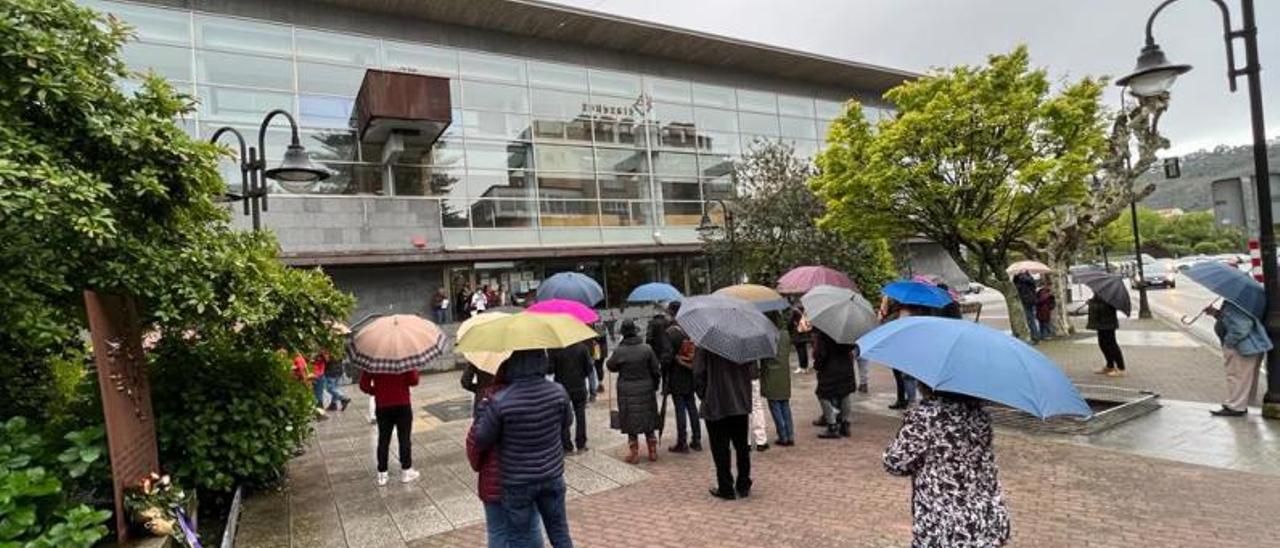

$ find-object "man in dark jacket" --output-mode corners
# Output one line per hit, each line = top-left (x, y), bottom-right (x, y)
(550, 340), (593, 453)
(474, 350), (574, 547)
(1013, 271), (1040, 342)
(663, 301), (701, 453)
(694, 347), (757, 500)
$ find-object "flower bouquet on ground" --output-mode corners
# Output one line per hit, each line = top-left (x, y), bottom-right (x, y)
(124, 472), (200, 547)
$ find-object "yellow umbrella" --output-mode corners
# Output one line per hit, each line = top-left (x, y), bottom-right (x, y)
(456, 312), (513, 374)
(713, 283), (789, 312)
(456, 312), (597, 354)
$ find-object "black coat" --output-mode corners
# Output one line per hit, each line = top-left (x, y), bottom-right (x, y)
(813, 330), (857, 399)
(550, 341), (594, 401)
(694, 348), (757, 422)
(788, 308), (812, 344)
(1086, 299), (1119, 331)
(662, 324), (695, 396)
(606, 337), (661, 435)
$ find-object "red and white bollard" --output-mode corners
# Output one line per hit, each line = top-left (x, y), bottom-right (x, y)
(1249, 239), (1263, 282)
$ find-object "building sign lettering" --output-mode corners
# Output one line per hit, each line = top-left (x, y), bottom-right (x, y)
(581, 92), (653, 119)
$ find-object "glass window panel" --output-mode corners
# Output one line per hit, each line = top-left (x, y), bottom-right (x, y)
(533, 119), (593, 143)
(597, 173), (650, 199)
(662, 201), (704, 226)
(531, 89), (592, 142)
(201, 123), (291, 161)
(539, 199), (599, 227)
(652, 102), (694, 126)
(298, 95), (355, 129)
(703, 175), (734, 199)
(646, 77), (691, 104)
(815, 98), (845, 119)
(306, 162), (384, 195)
(589, 69), (641, 98)
(474, 199), (536, 228)
(591, 117), (646, 146)
(463, 80), (529, 113)
(535, 144), (594, 173)
(537, 173), (597, 199)
(740, 112), (779, 135)
(441, 199), (470, 228)
(84, 0), (190, 44)
(459, 51), (526, 84)
(390, 164), (431, 196)
(779, 116), (817, 140)
(121, 42), (191, 81)
(298, 62), (366, 97)
(600, 200), (652, 227)
(423, 167), (467, 199)
(692, 83), (735, 108)
(595, 147), (649, 174)
(737, 89), (777, 114)
(695, 130), (740, 155)
(698, 154), (735, 178)
(301, 129), (357, 162)
(659, 178), (701, 201)
(817, 118), (838, 141)
(295, 29), (379, 66)
(528, 61), (588, 91)
(461, 110), (532, 141)
(470, 170), (535, 199)
(195, 15), (291, 57)
(694, 107), (738, 133)
(197, 50), (293, 89)
(198, 86), (293, 123)
(383, 42), (457, 75)
(466, 141), (531, 171)
(653, 151), (698, 177)
(790, 139), (819, 159)
(778, 95), (815, 118)
(658, 123), (699, 150)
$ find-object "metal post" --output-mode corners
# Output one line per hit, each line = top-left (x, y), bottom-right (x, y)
(1238, 0), (1279, 415)
(1131, 194), (1153, 319)
(247, 146), (262, 232)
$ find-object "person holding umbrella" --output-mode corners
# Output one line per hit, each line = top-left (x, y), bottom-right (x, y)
(606, 319), (663, 463)
(1012, 270), (1041, 342)
(813, 328), (857, 439)
(759, 311), (794, 446)
(1087, 296), (1125, 377)
(1204, 300), (1272, 417)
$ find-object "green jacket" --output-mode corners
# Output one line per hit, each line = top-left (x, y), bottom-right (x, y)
(759, 329), (792, 401)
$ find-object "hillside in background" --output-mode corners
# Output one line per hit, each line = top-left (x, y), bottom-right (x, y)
(1139, 139), (1280, 212)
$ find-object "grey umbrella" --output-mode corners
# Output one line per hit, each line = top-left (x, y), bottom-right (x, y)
(800, 285), (878, 345)
(675, 295), (779, 364)
(1077, 272), (1132, 317)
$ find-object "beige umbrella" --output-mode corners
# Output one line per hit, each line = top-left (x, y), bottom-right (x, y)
(1005, 260), (1052, 275)
(348, 314), (446, 373)
(713, 284), (789, 312)
(456, 312), (512, 374)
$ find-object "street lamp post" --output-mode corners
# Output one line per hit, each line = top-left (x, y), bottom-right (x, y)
(1120, 0), (1276, 417)
(1118, 89), (1154, 319)
(208, 109), (330, 231)
(697, 198), (737, 285)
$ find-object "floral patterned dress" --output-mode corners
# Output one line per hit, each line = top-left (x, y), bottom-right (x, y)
(883, 397), (1010, 547)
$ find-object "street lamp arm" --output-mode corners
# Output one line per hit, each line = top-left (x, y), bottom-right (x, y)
(1144, 0), (1242, 91)
(257, 108), (304, 162)
(208, 126), (251, 215)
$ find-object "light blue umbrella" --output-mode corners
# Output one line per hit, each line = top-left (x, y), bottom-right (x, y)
(627, 282), (684, 303)
(536, 272), (604, 307)
(882, 280), (953, 309)
(857, 316), (1092, 419)
(1184, 261), (1265, 319)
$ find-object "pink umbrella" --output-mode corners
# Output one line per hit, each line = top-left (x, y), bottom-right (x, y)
(777, 266), (856, 295)
(527, 299), (600, 325)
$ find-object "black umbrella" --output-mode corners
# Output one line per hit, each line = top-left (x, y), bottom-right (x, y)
(1077, 272), (1132, 317)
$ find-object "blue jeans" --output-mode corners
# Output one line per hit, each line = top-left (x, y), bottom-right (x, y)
(1022, 303), (1041, 340)
(313, 376), (347, 408)
(503, 477), (572, 548)
(484, 502), (542, 548)
(767, 400), (793, 443)
(672, 392), (701, 446)
(1039, 317), (1055, 338)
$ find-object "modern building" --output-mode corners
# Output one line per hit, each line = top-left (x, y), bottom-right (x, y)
(83, 0), (915, 319)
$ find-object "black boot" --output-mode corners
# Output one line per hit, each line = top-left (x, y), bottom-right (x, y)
(838, 420), (851, 438)
(818, 423), (840, 439)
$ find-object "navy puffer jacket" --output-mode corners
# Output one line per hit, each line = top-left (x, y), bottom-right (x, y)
(473, 350), (573, 487)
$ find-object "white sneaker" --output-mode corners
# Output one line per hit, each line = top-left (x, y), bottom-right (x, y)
(376, 472), (388, 486)
(792, 367), (803, 374)
(400, 468), (420, 483)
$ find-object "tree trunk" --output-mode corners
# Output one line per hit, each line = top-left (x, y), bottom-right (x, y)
(1044, 255), (1075, 336)
(993, 278), (1031, 341)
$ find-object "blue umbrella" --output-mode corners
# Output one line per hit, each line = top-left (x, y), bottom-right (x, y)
(1183, 261), (1265, 319)
(536, 272), (604, 307)
(857, 316), (1092, 419)
(882, 280), (953, 309)
(627, 282), (684, 303)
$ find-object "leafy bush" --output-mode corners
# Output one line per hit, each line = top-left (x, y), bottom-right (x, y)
(0, 417), (112, 548)
(149, 340), (315, 493)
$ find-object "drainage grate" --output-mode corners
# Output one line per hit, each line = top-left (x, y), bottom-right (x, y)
(988, 384), (1160, 435)
(424, 397), (474, 422)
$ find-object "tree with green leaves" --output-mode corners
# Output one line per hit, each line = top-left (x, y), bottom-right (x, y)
(701, 139), (897, 296)
(812, 47), (1107, 340)
(1093, 207), (1242, 259)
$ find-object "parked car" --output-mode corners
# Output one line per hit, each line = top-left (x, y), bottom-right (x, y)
(1134, 265), (1175, 289)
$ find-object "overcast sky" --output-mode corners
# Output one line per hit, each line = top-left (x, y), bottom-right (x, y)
(550, 0), (1279, 156)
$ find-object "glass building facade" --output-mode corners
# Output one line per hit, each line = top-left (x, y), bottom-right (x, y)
(84, 0), (892, 248)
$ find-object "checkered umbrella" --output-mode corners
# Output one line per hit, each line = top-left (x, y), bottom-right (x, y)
(675, 295), (778, 364)
(348, 314), (447, 373)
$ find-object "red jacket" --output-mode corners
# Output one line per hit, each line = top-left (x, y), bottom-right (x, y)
(465, 382), (504, 503)
(358, 370), (420, 408)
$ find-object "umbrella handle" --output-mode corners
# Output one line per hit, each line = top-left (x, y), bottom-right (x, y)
(1180, 297), (1221, 325)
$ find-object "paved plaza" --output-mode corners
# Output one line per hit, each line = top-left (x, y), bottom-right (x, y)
(236, 283), (1280, 547)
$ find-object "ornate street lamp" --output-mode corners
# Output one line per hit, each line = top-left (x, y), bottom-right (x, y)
(209, 109), (330, 231)
(697, 198), (737, 285)
(1120, 0), (1277, 417)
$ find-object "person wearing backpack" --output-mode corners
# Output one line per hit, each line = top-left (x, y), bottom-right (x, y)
(663, 301), (702, 453)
